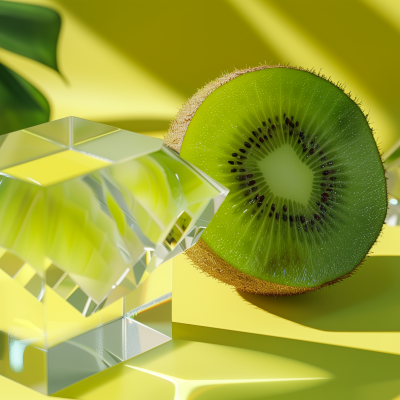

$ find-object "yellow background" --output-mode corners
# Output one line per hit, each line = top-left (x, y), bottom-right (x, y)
(1, 1), (400, 399)
(1, 0), (400, 151)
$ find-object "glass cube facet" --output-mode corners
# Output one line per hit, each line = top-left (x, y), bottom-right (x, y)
(384, 139), (400, 226)
(0, 117), (228, 394)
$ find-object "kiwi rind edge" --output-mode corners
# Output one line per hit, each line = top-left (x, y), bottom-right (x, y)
(165, 64), (388, 296)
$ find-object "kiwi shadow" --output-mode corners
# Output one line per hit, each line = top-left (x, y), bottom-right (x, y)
(238, 256), (400, 332)
(176, 325), (400, 400)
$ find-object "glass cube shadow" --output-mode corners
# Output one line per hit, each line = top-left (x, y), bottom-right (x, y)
(0, 117), (228, 394)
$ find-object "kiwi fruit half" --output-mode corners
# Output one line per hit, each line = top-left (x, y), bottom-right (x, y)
(166, 65), (387, 296)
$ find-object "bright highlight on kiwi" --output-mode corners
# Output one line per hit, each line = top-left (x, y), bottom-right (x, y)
(166, 65), (387, 295)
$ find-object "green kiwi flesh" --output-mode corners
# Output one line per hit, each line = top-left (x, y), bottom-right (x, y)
(168, 66), (387, 294)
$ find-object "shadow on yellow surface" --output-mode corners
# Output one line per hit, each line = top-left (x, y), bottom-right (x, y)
(269, 0), (400, 114)
(238, 256), (400, 332)
(56, 338), (331, 400)
(52, 0), (280, 99)
(173, 324), (400, 400)
(99, 119), (170, 134)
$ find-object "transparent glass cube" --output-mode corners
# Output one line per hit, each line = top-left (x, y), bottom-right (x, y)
(0, 117), (228, 394)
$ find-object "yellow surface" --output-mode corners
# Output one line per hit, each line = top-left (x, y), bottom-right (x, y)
(370, 224), (400, 256)
(1, 150), (110, 186)
(173, 247), (400, 356)
(57, 340), (332, 400)
(3, 301), (400, 400)
(1, 0), (400, 151)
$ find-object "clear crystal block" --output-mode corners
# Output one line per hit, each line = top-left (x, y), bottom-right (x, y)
(0, 117), (228, 394)
(384, 139), (400, 226)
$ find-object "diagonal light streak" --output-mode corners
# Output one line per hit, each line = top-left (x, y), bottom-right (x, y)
(126, 364), (329, 400)
(360, 0), (400, 34)
(227, 0), (395, 150)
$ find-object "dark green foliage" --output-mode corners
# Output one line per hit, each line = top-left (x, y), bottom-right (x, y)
(0, 1), (61, 135)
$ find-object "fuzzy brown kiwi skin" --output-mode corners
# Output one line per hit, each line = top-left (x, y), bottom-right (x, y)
(165, 64), (388, 296)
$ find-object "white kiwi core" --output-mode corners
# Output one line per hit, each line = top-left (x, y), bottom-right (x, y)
(257, 144), (313, 206)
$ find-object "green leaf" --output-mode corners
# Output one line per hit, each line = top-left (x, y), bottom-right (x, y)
(0, 1), (61, 71)
(0, 63), (49, 135)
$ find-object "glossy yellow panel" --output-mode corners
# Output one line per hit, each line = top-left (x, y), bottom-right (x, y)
(172, 253), (400, 355)
(1, 150), (110, 186)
